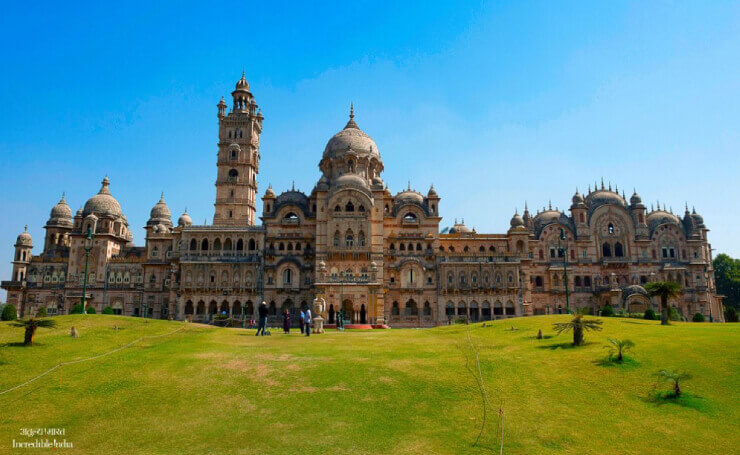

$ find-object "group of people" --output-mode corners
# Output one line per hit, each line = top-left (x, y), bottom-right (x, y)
(255, 301), (312, 336)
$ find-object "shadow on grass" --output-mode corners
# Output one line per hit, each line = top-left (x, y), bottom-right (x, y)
(642, 390), (711, 413)
(0, 342), (33, 348)
(536, 341), (596, 350)
(529, 335), (555, 340)
(593, 356), (640, 368)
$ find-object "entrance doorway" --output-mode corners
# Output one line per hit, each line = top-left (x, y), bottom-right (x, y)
(360, 304), (367, 324)
(342, 299), (353, 324)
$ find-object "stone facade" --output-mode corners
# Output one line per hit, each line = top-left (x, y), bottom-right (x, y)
(2, 74), (725, 324)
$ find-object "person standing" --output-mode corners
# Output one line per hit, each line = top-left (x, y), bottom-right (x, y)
(282, 309), (291, 334)
(299, 309), (305, 334)
(256, 301), (268, 336)
(305, 307), (312, 337)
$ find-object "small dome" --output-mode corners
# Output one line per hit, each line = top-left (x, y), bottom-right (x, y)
(427, 184), (438, 198)
(178, 210), (192, 227)
(395, 188), (424, 206)
(16, 226), (32, 247)
(234, 71), (250, 91)
(76, 208), (83, 217)
(83, 177), (122, 218)
(691, 208), (705, 227)
(572, 190), (584, 205)
(148, 194), (172, 226)
(510, 212), (524, 228)
(630, 191), (642, 206)
(585, 189), (627, 213)
(322, 108), (380, 161)
(647, 210), (680, 233)
(47, 194), (73, 227)
(334, 173), (371, 192)
(621, 285), (649, 303)
(264, 185), (276, 198)
(449, 219), (470, 234)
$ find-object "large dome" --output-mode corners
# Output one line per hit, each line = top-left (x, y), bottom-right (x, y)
(148, 194), (172, 227)
(585, 189), (628, 214)
(83, 177), (122, 218)
(322, 108), (380, 161)
(647, 210), (680, 233)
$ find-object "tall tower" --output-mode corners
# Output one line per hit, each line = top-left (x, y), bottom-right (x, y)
(213, 72), (264, 226)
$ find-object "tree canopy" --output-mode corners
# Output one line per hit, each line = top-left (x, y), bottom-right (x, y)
(713, 253), (740, 310)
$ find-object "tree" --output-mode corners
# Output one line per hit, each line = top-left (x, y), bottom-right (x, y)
(656, 369), (691, 397)
(724, 306), (739, 323)
(11, 318), (57, 346)
(692, 312), (705, 322)
(553, 313), (603, 346)
(713, 254), (740, 310)
(644, 281), (682, 325)
(1, 304), (17, 321)
(606, 338), (634, 362)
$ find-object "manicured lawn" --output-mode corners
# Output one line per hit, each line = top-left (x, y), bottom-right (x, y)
(0, 315), (738, 454)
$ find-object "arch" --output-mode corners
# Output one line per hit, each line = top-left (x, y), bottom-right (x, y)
(237, 238), (244, 251)
(209, 300), (218, 315)
(228, 169), (239, 181)
(345, 201), (355, 212)
(445, 301), (455, 317)
(405, 298), (418, 316)
(233, 301), (242, 316)
(422, 301), (431, 316)
(391, 301), (400, 316)
(220, 300), (229, 314)
(482, 301), (491, 320)
(535, 276), (543, 287)
(457, 301), (467, 317)
(201, 238), (209, 251)
(505, 301), (516, 316)
(185, 300), (194, 315)
(190, 239), (197, 251)
(213, 238), (222, 251)
(196, 301), (205, 315)
(494, 301), (503, 316)
(602, 242), (611, 257)
(615, 242), (624, 257)
(248, 238), (255, 250)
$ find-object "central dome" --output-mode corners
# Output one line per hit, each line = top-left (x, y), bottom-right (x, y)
(322, 107), (380, 161)
(83, 177), (122, 218)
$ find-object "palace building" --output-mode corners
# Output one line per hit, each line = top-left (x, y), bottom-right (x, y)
(2, 73), (725, 325)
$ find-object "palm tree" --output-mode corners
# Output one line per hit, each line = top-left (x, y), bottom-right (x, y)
(11, 318), (57, 346)
(553, 313), (603, 346)
(606, 338), (635, 362)
(656, 369), (691, 397)
(644, 281), (682, 325)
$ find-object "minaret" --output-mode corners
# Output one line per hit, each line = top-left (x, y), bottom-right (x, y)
(213, 71), (263, 226)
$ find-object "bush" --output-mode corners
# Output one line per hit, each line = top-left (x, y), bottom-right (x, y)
(692, 312), (705, 322)
(36, 307), (47, 317)
(644, 308), (657, 320)
(668, 307), (682, 321)
(1, 304), (17, 321)
(102, 306), (115, 315)
(725, 306), (738, 323)
(86, 306), (96, 315)
(70, 303), (85, 314)
(600, 304), (614, 317)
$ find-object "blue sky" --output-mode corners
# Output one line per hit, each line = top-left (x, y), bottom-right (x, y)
(1, 1), (738, 299)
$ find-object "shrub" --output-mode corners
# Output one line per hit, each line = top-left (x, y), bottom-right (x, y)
(103, 306), (115, 315)
(1, 304), (17, 321)
(668, 307), (681, 321)
(644, 308), (657, 320)
(86, 306), (96, 315)
(600, 304), (614, 317)
(70, 303), (85, 314)
(724, 306), (738, 322)
(36, 307), (47, 317)
(692, 312), (705, 322)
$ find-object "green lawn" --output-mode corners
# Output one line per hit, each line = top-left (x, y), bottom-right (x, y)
(0, 315), (738, 454)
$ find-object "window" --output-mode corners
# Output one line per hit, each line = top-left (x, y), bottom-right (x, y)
(535, 276), (543, 287)
(608, 223), (615, 234)
(333, 231), (340, 248)
(231, 150), (237, 160)
(403, 212), (417, 222)
(345, 201), (354, 212)
(345, 234), (354, 247)
(201, 238), (209, 251)
(152, 247), (159, 257)
(602, 242), (611, 257)
(358, 205), (365, 213)
(283, 269), (292, 285)
(228, 169), (238, 182)
(284, 212), (298, 222)
(359, 232), (366, 247)
(335, 205), (341, 212)
(190, 239), (197, 251)
(615, 242), (624, 257)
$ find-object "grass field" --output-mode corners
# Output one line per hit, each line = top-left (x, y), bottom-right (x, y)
(0, 315), (738, 454)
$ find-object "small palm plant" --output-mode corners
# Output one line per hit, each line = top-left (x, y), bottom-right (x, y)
(11, 318), (57, 346)
(656, 369), (691, 397)
(553, 312), (603, 346)
(606, 338), (635, 362)
(644, 281), (682, 325)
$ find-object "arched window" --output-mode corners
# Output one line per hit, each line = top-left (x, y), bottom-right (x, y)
(416, 243), (422, 251)
(399, 243), (406, 251)
(333, 231), (340, 248)
(608, 223), (615, 234)
(347, 159), (354, 173)
(248, 238), (255, 250)
(345, 201), (354, 212)
(201, 238), (209, 251)
(228, 169), (238, 182)
(224, 238), (232, 251)
(334, 205), (341, 212)
(358, 205), (365, 213)
(539, 249), (544, 259)
(602, 242), (611, 257)
(283, 268), (292, 285)
(287, 243), (293, 251)
(295, 242), (302, 250)
(575, 276), (582, 287)
(584, 276), (591, 287)
(489, 246), (495, 252)
(403, 212), (417, 222)
(284, 212), (299, 222)
(580, 213), (585, 223)
(213, 238), (221, 251)
(464, 246), (469, 253)
(391, 301), (400, 316)
(345, 230), (354, 247)
(279, 242), (285, 251)
(535, 276), (543, 287)
(190, 239), (197, 251)
(231, 150), (237, 160)
(615, 242), (624, 257)
(359, 231), (366, 247)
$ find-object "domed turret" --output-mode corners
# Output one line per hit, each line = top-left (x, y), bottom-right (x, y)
(177, 209), (192, 227)
(147, 193), (172, 228)
(322, 106), (380, 162)
(263, 185), (276, 199)
(630, 190), (642, 206)
(235, 71), (249, 91)
(691, 207), (705, 227)
(449, 219), (471, 234)
(427, 184), (438, 198)
(571, 189), (585, 206)
(510, 211), (525, 228)
(47, 193), (73, 228)
(83, 177), (122, 218)
(15, 225), (32, 247)
(395, 182), (424, 206)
